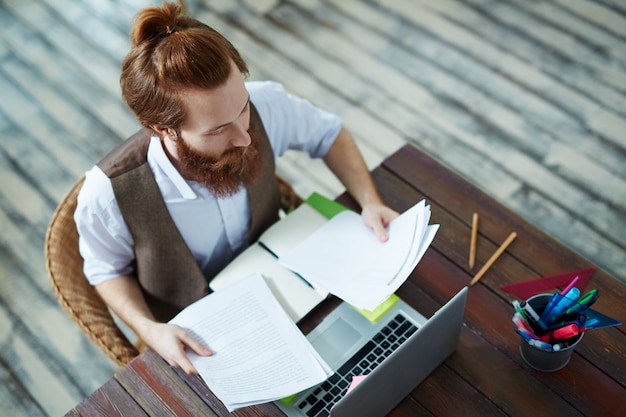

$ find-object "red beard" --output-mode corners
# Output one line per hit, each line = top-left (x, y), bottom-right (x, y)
(175, 133), (262, 197)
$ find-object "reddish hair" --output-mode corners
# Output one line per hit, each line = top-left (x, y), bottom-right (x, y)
(120, 2), (248, 131)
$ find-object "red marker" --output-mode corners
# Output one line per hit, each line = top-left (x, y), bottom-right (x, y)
(539, 323), (582, 342)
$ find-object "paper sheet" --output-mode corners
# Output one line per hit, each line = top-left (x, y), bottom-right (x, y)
(170, 273), (332, 411)
(279, 200), (439, 310)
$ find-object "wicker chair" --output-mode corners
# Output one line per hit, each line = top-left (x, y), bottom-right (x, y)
(45, 177), (140, 367)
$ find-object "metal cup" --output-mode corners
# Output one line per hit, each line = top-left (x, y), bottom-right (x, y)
(518, 294), (584, 372)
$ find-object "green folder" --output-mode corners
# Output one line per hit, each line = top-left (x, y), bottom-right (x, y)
(304, 192), (350, 219)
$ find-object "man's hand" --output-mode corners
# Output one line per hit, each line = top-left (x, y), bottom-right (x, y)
(322, 128), (399, 241)
(95, 275), (212, 375)
(361, 203), (400, 242)
(139, 321), (213, 375)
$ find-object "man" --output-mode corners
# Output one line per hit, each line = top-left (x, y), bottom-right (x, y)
(75, 2), (398, 375)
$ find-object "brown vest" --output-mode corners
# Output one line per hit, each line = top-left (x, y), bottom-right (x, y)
(97, 104), (280, 322)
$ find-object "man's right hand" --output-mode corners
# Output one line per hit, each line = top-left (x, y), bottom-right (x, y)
(138, 320), (213, 375)
(95, 275), (212, 375)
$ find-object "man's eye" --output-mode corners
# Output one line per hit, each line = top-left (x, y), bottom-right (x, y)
(207, 127), (225, 136)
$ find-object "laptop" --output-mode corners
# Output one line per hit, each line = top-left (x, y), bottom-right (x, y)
(276, 287), (468, 417)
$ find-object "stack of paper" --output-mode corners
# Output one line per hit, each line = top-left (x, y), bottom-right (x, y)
(279, 200), (439, 311)
(170, 273), (332, 411)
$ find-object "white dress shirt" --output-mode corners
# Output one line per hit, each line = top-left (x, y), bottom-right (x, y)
(75, 81), (342, 285)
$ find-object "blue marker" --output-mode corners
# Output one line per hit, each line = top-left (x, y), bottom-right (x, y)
(515, 328), (537, 341)
(541, 288), (581, 327)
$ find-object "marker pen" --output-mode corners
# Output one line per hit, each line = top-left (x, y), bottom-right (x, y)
(520, 300), (545, 330)
(515, 328), (538, 341)
(529, 339), (553, 351)
(541, 288), (581, 326)
(560, 276), (579, 295)
(544, 313), (586, 332)
(512, 313), (535, 335)
(565, 289), (599, 315)
(512, 300), (528, 322)
(539, 323), (581, 343)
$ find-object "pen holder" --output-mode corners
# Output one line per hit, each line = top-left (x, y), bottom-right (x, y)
(518, 294), (584, 372)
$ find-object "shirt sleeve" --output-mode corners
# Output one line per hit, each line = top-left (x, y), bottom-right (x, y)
(74, 166), (136, 285)
(247, 81), (343, 158)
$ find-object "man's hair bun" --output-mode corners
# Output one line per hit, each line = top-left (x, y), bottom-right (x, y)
(130, 1), (182, 47)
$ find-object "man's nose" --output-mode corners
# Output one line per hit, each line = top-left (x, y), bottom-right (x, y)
(230, 118), (251, 147)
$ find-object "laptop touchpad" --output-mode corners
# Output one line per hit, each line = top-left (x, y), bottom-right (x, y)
(310, 318), (361, 366)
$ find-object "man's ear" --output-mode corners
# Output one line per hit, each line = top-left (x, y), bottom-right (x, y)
(150, 125), (177, 140)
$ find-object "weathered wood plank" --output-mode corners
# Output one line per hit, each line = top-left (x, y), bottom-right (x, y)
(37, 0), (130, 65)
(471, 0), (626, 91)
(115, 349), (218, 416)
(0, 79), (83, 202)
(0, 236), (117, 380)
(74, 378), (149, 417)
(2, 0), (140, 140)
(329, 0), (626, 179)
(508, 0), (626, 66)
(0, 140), (55, 238)
(553, 0), (626, 39)
(0, 235), (118, 410)
(394, 0), (626, 143)
(0, 296), (86, 416)
(0, 360), (47, 417)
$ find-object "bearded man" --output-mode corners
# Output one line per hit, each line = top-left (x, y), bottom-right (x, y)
(74, 2), (398, 375)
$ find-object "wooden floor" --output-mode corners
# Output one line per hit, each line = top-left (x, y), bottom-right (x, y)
(0, 0), (624, 415)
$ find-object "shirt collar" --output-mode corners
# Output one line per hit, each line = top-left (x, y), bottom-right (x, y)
(147, 135), (199, 200)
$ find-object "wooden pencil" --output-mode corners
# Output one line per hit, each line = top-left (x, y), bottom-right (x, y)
(470, 232), (517, 286)
(469, 213), (478, 269)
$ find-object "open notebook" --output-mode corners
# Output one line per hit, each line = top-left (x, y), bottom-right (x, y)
(209, 201), (332, 322)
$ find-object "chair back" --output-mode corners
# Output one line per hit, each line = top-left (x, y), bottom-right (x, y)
(45, 177), (139, 366)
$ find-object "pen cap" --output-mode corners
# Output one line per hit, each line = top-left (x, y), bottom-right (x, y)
(551, 324), (580, 340)
(518, 294), (584, 372)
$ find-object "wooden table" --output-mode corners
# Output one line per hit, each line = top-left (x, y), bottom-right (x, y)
(66, 145), (626, 417)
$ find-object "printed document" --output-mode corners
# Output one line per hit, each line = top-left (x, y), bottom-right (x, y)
(279, 200), (439, 310)
(170, 273), (332, 411)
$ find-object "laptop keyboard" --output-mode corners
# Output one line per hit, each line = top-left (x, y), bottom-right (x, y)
(295, 314), (418, 417)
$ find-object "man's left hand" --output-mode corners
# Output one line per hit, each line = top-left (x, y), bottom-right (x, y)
(361, 204), (400, 242)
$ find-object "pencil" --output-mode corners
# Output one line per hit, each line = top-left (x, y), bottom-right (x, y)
(469, 213), (478, 269)
(470, 232), (517, 286)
